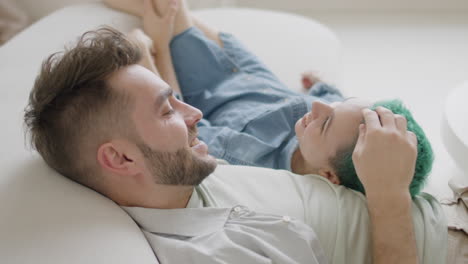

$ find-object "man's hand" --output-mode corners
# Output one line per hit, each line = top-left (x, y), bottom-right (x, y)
(142, 0), (178, 52)
(352, 107), (418, 196)
(352, 107), (419, 264)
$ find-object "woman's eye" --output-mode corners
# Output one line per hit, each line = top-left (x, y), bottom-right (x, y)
(321, 116), (329, 133)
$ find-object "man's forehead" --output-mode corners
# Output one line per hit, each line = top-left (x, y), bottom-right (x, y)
(108, 64), (168, 96)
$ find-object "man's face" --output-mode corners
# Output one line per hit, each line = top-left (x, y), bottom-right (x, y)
(110, 65), (217, 185)
(295, 98), (371, 171)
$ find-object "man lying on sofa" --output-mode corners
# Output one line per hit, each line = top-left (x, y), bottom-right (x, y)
(24, 0), (448, 263)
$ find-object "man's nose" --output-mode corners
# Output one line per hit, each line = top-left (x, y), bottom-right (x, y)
(182, 102), (203, 127)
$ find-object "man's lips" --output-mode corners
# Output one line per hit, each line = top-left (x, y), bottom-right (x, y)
(188, 129), (209, 154)
(189, 137), (201, 147)
(189, 137), (209, 155)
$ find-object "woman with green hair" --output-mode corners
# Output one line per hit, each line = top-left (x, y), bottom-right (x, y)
(292, 93), (433, 197)
(329, 99), (434, 197)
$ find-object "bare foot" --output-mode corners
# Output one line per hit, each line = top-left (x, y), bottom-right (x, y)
(126, 28), (160, 76)
(301, 71), (322, 90)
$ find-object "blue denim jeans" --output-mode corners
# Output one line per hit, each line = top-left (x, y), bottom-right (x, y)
(170, 27), (344, 170)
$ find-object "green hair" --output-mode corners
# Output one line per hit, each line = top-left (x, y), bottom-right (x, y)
(330, 99), (434, 197)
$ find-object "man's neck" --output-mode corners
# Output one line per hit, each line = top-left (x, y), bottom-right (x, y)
(151, 185), (195, 209)
(115, 185), (195, 209)
(291, 147), (316, 175)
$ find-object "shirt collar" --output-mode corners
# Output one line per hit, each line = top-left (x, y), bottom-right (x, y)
(185, 186), (204, 208)
(121, 189), (230, 237)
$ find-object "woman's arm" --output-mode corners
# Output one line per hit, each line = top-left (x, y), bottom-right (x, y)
(142, 0), (182, 96)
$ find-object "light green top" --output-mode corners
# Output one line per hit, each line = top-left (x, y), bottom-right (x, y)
(196, 163), (447, 264)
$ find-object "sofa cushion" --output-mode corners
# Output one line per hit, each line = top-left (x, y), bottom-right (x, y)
(0, 4), (341, 263)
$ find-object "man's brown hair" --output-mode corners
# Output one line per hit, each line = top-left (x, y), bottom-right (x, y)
(24, 27), (141, 188)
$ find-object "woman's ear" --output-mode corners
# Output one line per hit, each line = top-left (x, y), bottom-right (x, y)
(317, 168), (341, 185)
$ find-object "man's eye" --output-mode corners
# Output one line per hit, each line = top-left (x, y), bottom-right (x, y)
(164, 109), (175, 116)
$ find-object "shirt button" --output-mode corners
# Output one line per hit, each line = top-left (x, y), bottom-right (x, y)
(232, 67), (238, 73)
(234, 206), (242, 212)
(282, 215), (291, 223)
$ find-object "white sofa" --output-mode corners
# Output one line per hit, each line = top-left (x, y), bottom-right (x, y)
(0, 4), (342, 263)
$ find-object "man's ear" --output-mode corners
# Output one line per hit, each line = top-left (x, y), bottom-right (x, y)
(317, 168), (341, 185)
(97, 141), (141, 177)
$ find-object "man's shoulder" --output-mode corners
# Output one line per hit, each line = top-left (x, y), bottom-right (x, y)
(202, 163), (343, 216)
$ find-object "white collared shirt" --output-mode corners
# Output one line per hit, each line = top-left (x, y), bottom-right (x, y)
(122, 191), (327, 264)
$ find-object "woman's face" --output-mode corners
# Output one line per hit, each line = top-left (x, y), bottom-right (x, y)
(295, 98), (371, 171)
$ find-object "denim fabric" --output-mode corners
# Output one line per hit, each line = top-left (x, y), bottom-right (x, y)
(170, 27), (344, 170)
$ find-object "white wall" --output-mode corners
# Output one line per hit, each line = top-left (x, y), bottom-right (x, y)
(15, 0), (236, 22)
(235, 0), (468, 12)
(16, 0), (468, 23)
(15, 0), (99, 21)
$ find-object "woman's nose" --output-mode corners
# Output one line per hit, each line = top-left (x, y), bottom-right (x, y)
(311, 101), (333, 119)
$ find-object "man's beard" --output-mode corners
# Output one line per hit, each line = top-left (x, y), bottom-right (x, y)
(137, 128), (217, 186)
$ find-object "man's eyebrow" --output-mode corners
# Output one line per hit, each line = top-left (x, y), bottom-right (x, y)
(155, 87), (173, 109)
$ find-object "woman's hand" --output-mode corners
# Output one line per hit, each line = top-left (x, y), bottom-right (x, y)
(352, 107), (418, 197)
(142, 0), (178, 52)
(301, 71), (321, 90)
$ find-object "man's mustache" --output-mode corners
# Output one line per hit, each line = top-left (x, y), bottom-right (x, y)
(188, 126), (198, 140)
